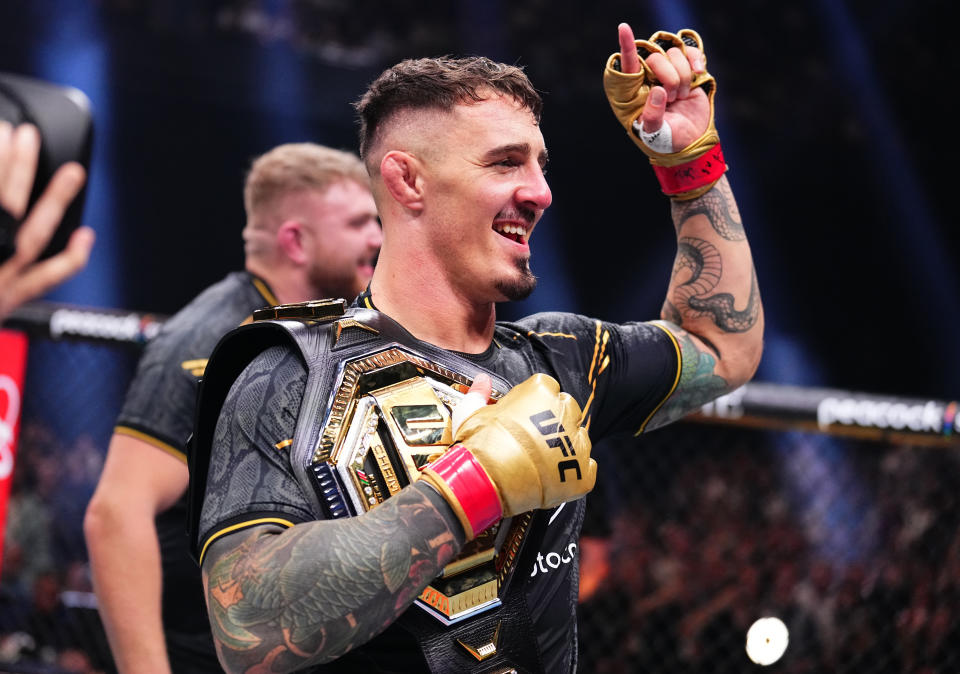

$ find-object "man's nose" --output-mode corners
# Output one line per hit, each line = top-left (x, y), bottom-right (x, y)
(516, 168), (552, 211)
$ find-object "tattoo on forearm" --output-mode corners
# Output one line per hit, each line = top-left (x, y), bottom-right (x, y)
(686, 269), (760, 333)
(671, 178), (744, 240)
(669, 237), (760, 334)
(673, 237), (721, 303)
(204, 482), (462, 670)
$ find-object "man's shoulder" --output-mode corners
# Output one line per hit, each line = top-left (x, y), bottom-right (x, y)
(500, 312), (671, 345)
(497, 311), (598, 342)
(232, 342), (309, 389)
(201, 318), (319, 401)
(485, 313), (598, 390)
(167, 272), (266, 328)
(146, 272), (266, 357)
(118, 273), (268, 440)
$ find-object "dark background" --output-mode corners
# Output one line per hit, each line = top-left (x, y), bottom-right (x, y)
(1, 0), (956, 401)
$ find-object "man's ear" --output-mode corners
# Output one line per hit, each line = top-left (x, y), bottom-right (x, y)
(276, 220), (307, 265)
(380, 151), (424, 213)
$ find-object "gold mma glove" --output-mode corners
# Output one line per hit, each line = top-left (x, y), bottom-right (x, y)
(421, 373), (597, 540)
(603, 29), (726, 200)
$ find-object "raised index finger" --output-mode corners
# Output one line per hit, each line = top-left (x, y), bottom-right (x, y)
(618, 23), (641, 74)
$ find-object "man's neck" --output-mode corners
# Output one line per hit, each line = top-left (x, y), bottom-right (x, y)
(246, 260), (311, 306)
(369, 265), (496, 354)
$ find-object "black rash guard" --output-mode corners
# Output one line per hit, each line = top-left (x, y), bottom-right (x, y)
(196, 293), (680, 673)
(115, 271), (275, 673)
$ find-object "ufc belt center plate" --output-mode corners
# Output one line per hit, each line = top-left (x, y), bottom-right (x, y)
(309, 346), (531, 625)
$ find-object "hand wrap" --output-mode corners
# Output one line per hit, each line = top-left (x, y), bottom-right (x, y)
(421, 374), (597, 540)
(603, 29), (726, 200)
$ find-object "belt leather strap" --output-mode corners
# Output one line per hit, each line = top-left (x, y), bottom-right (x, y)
(398, 578), (543, 674)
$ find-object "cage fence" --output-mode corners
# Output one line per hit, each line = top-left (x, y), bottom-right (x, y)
(0, 302), (958, 674)
(579, 421), (960, 674)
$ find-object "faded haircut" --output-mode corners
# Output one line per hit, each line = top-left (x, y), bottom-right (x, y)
(354, 56), (543, 161)
(243, 143), (369, 219)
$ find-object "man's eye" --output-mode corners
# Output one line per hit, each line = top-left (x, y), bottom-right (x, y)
(496, 158), (520, 167)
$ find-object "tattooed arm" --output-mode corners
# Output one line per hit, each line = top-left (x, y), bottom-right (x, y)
(648, 175), (764, 428)
(201, 483), (464, 673)
(602, 24), (763, 429)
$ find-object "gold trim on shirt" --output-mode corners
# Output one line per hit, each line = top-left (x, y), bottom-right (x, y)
(199, 517), (295, 566)
(635, 323), (682, 435)
(114, 426), (187, 464)
(252, 277), (279, 306)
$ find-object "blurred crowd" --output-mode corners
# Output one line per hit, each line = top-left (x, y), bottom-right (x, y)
(577, 424), (960, 673)
(1, 423), (111, 674)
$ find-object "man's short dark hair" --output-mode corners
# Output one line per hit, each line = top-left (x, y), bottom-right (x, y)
(354, 56), (543, 160)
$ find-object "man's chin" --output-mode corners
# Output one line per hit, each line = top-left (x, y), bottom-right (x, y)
(496, 272), (537, 302)
(308, 270), (365, 302)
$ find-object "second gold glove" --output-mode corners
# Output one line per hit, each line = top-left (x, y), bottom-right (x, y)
(603, 28), (718, 165)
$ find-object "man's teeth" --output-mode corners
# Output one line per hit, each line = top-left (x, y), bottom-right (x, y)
(494, 223), (526, 237)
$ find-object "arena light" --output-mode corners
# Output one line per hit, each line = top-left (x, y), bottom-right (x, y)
(252, 1), (310, 143)
(745, 616), (789, 666)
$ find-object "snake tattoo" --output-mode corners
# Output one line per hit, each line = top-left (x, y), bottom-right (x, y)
(671, 237), (760, 333)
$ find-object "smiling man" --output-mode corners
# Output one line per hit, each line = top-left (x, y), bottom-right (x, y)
(84, 143), (380, 674)
(188, 22), (763, 674)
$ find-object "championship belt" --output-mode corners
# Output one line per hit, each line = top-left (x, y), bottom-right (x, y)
(186, 301), (545, 671)
(248, 301), (536, 636)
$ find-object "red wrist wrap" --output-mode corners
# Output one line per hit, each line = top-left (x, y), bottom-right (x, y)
(652, 143), (726, 196)
(428, 445), (502, 536)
